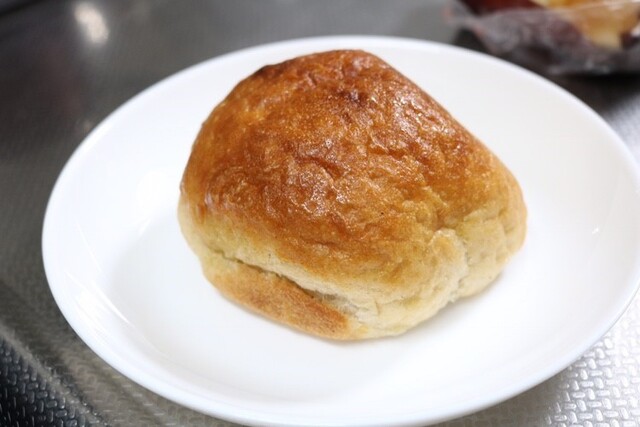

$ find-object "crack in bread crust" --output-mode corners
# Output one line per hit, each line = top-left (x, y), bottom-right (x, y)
(179, 198), (366, 339)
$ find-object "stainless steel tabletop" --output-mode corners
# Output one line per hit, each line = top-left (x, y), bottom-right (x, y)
(1, 1), (639, 426)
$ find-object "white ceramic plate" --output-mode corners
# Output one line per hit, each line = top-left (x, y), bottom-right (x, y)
(42, 36), (640, 426)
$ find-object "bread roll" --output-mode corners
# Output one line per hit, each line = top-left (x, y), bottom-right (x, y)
(179, 50), (526, 340)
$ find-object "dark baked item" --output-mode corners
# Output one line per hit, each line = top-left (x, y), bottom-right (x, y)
(178, 50), (526, 339)
(462, 0), (640, 49)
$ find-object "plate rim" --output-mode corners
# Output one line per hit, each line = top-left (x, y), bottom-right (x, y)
(42, 35), (640, 427)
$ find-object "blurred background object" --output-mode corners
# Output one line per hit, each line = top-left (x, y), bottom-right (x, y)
(449, 0), (640, 73)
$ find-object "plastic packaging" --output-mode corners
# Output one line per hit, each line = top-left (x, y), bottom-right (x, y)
(447, 0), (640, 74)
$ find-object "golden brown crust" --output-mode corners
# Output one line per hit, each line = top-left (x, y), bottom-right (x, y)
(179, 50), (526, 339)
(201, 244), (357, 339)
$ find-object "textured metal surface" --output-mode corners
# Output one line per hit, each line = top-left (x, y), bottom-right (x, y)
(1, 0), (639, 426)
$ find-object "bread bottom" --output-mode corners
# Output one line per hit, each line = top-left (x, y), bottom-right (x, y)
(178, 199), (516, 340)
